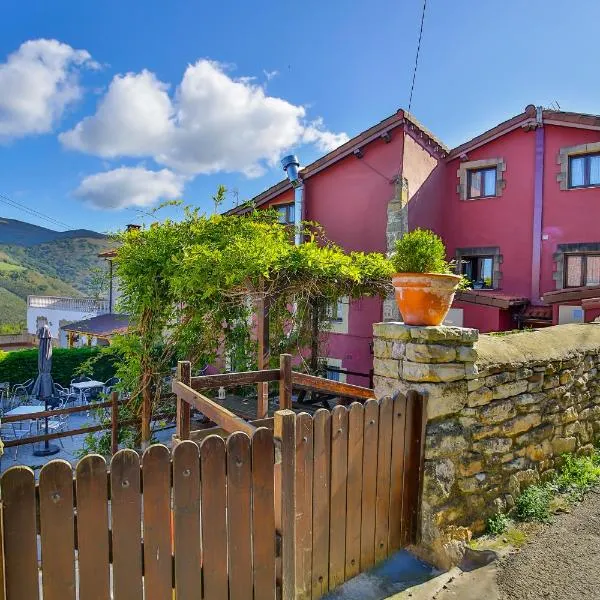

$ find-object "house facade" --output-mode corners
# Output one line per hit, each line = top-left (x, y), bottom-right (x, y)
(228, 105), (600, 383)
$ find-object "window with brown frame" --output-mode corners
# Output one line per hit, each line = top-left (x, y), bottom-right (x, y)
(275, 203), (295, 224)
(467, 167), (497, 199)
(568, 153), (600, 188)
(564, 253), (600, 287)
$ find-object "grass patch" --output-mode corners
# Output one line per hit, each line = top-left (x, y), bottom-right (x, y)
(508, 448), (600, 525)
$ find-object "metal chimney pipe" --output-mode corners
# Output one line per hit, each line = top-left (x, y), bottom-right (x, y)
(281, 155), (304, 246)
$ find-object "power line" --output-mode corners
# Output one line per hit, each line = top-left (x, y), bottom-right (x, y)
(408, 0), (427, 113)
(0, 191), (74, 231)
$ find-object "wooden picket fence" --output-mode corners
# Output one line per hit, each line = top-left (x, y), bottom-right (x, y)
(0, 358), (427, 600)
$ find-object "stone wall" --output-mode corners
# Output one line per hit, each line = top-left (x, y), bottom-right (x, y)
(373, 321), (600, 566)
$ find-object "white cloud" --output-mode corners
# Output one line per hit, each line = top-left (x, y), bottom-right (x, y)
(61, 59), (348, 178)
(73, 167), (184, 209)
(263, 69), (279, 81)
(0, 39), (95, 141)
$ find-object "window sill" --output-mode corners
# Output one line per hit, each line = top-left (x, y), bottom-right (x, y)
(462, 195), (499, 202)
(565, 184), (600, 191)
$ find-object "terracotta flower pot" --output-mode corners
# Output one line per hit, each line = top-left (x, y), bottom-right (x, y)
(392, 272), (462, 326)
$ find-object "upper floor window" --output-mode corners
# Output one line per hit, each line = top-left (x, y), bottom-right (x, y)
(276, 203), (295, 224)
(458, 158), (505, 201)
(564, 253), (600, 287)
(569, 153), (600, 189)
(467, 168), (497, 199)
(461, 255), (494, 289)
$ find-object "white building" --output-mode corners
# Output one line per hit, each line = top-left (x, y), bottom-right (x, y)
(27, 295), (110, 347)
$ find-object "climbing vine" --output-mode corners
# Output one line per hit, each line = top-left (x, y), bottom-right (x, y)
(101, 202), (393, 444)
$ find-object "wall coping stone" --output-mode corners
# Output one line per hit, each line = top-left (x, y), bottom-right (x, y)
(476, 323), (600, 369)
(374, 322), (479, 344)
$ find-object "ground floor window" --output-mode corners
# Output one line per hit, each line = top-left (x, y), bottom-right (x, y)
(564, 253), (600, 287)
(461, 255), (495, 289)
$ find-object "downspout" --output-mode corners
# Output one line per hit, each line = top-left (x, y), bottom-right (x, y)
(281, 154), (304, 245)
(531, 106), (545, 304)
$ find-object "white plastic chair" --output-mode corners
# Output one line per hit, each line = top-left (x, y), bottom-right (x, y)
(39, 402), (70, 448)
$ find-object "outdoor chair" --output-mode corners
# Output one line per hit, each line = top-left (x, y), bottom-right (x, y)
(11, 379), (34, 405)
(38, 402), (70, 448)
(70, 376), (92, 404)
(1, 419), (33, 460)
(54, 383), (78, 406)
(103, 376), (120, 394)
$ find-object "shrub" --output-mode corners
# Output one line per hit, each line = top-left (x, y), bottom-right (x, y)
(0, 346), (117, 387)
(486, 512), (509, 535)
(514, 484), (553, 523)
(391, 229), (452, 274)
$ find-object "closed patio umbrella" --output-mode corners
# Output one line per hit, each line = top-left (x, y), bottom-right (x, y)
(32, 325), (60, 456)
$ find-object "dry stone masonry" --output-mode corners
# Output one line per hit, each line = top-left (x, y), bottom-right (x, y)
(373, 321), (600, 567)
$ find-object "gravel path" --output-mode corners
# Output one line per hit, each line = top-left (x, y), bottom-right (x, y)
(497, 489), (600, 600)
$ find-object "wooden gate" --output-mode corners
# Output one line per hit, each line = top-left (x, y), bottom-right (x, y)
(0, 359), (426, 600)
(276, 391), (426, 600)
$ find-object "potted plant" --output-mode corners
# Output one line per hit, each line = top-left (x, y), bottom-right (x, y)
(390, 228), (464, 326)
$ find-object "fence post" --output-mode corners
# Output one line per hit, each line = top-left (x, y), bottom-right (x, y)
(274, 409), (296, 600)
(256, 291), (270, 419)
(176, 361), (192, 441)
(279, 354), (292, 410)
(0, 489), (5, 600)
(111, 391), (119, 454)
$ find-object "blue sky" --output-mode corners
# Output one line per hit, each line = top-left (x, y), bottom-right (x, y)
(0, 0), (598, 233)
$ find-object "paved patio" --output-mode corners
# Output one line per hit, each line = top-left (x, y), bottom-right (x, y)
(0, 410), (176, 476)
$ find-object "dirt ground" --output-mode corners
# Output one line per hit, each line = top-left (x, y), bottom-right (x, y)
(496, 489), (600, 600)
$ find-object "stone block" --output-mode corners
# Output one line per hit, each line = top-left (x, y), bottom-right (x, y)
(552, 436), (577, 454)
(458, 473), (489, 493)
(391, 341), (406, 359)
(425, 434), (469, 459)
(552, 406), (578, 424)
(467, 386), (493, 407)
(527, 373), (544, 392)
(467, 378), (485, 392)
(559, 369), (575, 386)
(405, 343), (457, 363)
(515, 424), (553, 447)
(458, 456), (484, 477)
(373, 321), (412, 341)
(373, 357), (400, 379)
(502, 413), (541, 436)
(543, 375), (559, 390)
(472, 424), (501, 441)
(485, 371), (515, 387)
(473, 437), (513, 455)
(480, 399), (516, 424)
(456, 346), (478, 363)
(402, 361), (465, 383)
(373, 339), (393, 359)
(564, 421), (581, 437)
(492, 380), (528, 400)
(408, 325), (479, 344)
(373, 375), (399, 399)
(385, 380), (467, 420)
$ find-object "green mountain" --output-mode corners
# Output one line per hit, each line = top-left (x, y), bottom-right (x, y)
(0, 219), (115, 332)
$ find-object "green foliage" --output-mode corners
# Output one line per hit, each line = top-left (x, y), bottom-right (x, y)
(112, 202), (393, 430)
(0, 346), (117, 386)
(514, 484), (553, 523)
(0, 288), (26, 332)
(0, 236), (113, 296)
(391, 228), (453, 274)
(486, 512), (509, 535)
(554, 452), (600, 500)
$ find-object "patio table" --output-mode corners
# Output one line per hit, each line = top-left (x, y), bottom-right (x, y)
(3, 404), (45, 417)
(71, 380), (105, 402)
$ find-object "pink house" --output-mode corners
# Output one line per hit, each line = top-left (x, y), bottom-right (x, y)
(228, 106), (600, 383)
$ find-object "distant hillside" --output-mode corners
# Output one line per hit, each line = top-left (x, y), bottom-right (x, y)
(0, 218), (104, 246)
(0, 219), (115, 331)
